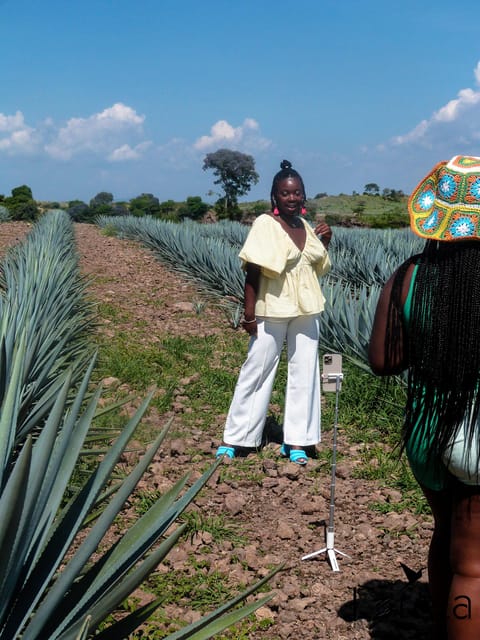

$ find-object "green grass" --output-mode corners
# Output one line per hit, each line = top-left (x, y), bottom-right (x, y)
(95, 330), (247, 424)
(133, 488), (165, 516)
(132, 496), (247, 546)
(179, 510), (247, 546)
(96, 301), (133, 323)
(216, 454), (266, 485)
(130, 614), (275, 640)
(127, 555), (275, 639)
(100, 223), (119, 237)
(147, 559), (236, 609)
(214, 619), (277, 640)
(321, 360), (406, 444)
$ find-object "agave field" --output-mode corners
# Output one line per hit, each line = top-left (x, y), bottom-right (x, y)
(0, 212), (433, 639)
(96, 215), (424, 372)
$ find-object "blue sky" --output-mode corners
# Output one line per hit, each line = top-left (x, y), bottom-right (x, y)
(2, 0), (480, 205)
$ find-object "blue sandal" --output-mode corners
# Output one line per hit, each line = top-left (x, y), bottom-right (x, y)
(280, 443), (290, 457)
(289, 449), (308, 465)
(215, 445), (235, 459)
(280, 444), (308, 465)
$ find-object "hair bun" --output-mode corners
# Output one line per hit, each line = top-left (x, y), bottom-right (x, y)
(280, 160), (292, 170)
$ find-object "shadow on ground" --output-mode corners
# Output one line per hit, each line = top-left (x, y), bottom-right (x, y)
(338, 578), (433, 639)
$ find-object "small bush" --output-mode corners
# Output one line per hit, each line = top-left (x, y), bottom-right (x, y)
(359, 208), (409, 229)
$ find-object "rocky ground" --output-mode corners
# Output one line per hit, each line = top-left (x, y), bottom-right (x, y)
(0, 222), (435, 639)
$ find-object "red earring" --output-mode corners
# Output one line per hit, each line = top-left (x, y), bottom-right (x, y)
(301, 207), (307, 215)
(273, 207), (279, 215)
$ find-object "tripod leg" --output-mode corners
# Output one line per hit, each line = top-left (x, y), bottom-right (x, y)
(301, 546), (327, 561)
(327, 549), (340, 572)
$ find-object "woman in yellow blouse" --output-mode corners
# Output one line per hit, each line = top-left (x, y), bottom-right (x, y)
(216, 160), (332, 465)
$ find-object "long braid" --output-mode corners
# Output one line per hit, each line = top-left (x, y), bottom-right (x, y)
(386, 256), (418, 374)
(402, 241), (480, 470)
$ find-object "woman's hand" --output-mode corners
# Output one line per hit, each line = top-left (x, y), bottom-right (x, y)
(314, 222), (332, 249)
(242, 318), (257, 336)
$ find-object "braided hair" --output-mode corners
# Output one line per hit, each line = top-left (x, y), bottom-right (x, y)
(390, 240), (480, 476)
(270, 160), (306, 211)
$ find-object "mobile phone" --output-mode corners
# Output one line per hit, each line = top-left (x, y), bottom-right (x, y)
(322, 353), (343, 392)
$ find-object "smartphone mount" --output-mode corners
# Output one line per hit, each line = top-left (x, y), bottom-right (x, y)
(302, 354), (350, 572)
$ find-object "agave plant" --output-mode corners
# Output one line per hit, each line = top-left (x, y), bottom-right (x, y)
(327, 227), (423, 287)
(0, 355), (280, 639)
(0, 213), (279, 638)
(319, 280), (380, 371)
(0, 210), (95, 465)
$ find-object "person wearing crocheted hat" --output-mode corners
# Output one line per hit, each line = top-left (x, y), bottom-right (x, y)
(215, 160), (332, 466)
(369, 155), (480, 639)
(409, 154), (480, 241)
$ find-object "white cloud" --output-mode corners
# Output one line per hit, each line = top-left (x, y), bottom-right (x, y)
(433, 87), (480, 123)
(97, 103), (144, 125)
(0, 111), (24, 132)
(0, 105), (271, 176)
(194, 118), (271, 151)
(391, 119), (430, 146)
(45, 102), (148, 160)
(391, 62), (480, 147)
(474, 61), (480, 85)
(0, 111), (38, 154)
(0, 104), (152, 161)
(108, 141), (152, 162)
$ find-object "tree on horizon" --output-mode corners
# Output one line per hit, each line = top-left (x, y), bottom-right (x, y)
(203, 149), (259, 219)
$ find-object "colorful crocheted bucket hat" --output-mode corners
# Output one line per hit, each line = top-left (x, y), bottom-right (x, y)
(408, 155), (480, 241)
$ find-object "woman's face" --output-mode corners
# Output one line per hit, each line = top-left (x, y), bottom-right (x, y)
(274, 177), (304, 216)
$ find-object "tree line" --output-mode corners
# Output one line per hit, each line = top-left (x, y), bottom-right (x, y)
(0, 186), (213, 224)
(0, 149), (260, 223)
(0, 150), (404, 224)
(361, 183), (405, 201)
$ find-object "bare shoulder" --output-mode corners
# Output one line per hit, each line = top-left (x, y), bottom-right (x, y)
(368, 259), (416, 376)
(382, 260), (416, 304)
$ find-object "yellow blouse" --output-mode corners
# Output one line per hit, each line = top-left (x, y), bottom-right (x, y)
(238, 214), (331, 318)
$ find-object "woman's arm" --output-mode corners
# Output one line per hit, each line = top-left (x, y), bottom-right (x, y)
(242, 263), (260, 335)
(368, 263), (414, 376)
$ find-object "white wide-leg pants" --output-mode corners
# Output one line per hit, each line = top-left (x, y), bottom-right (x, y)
(223, 315), (321, 448)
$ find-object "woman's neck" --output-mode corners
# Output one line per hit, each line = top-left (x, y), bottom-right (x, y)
(278, 213), (303, 228)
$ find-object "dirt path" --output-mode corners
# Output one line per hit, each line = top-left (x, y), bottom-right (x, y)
(0, 222), (435, 639)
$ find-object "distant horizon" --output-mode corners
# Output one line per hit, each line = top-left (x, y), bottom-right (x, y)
(24, 186), (410, 207)
(4, 172), (410, 206)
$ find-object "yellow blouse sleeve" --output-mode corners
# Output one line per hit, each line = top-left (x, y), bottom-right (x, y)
(315, 252), (331, 276)
(303, 222), (332, 276)
(238, 214), (291, 277)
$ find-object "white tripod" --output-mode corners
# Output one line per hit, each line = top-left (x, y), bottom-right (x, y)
(302, 354), (350, 572)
